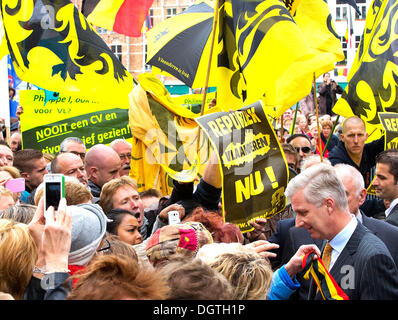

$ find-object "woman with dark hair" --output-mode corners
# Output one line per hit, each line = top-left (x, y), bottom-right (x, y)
(106, 208), (143, 246)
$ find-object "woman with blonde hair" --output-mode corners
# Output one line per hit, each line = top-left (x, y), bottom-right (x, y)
(1, 198), (74, 300)
(198, 242), (320, 300)
(320, 118), (339, 153)
(0, 219), (38, 299)
(0, 186), (15, 211)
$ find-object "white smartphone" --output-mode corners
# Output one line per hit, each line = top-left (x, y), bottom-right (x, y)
(168, 210), (181, 225)
(43, 174), (65, 210)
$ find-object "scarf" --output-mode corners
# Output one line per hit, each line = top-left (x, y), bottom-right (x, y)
(301, 252), (349, 300)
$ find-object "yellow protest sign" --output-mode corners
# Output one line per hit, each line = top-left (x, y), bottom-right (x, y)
(171, 92), (216, 114)
(20, 90), (132, 154)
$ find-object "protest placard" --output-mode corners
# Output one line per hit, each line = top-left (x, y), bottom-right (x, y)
(195, 101), (288, 233)
(19, 90), (132, 154)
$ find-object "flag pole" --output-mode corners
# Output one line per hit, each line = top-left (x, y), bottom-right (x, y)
(280, 113), (284, 143)
(197, 0), (219, 152)
(0, 56), (10, 145)
(290, 102), (299, 135)
(199, 0), (219, 117)
(313, 73), (323, 162)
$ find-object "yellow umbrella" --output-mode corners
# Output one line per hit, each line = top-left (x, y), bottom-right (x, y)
(146, 0), (217, 89)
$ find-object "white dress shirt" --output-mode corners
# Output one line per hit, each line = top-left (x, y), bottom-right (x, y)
(385, 198), (398, 218)
(328, 215), (358, 271)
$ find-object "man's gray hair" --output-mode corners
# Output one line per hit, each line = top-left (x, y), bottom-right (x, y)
(109, 138), (132, 148)
(300, 154), (331, 172)
(285, 163), (348, 210)
(60, 137), (85, 152)
(334, 163), (365, 195)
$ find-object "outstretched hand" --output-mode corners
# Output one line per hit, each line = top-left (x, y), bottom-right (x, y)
(245, 240), (279, 259)
(28, 198), (72, 274)
(246, 218), (268, 241)
(284, 244), (320, 279)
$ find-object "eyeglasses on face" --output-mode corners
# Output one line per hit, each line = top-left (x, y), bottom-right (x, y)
(119, 153), (131, 160)
(295, 146), (312, 154)
(68, 151), (86, 159)
(97, 238), (111, 252)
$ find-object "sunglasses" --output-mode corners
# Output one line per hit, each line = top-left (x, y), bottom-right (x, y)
(295, 146), (312, 154)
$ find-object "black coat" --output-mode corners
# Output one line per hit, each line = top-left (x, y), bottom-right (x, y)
(309, 222), (398, 300)
(321, 132), (339, 152)
(24, 273), (71, 300)
(386, 203), (398, 227)
(282, 213), (398, 300)
(328, 136), (385, 187)
(317, 82), (343, 116)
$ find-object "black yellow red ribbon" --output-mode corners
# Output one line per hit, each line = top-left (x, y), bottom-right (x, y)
(301, 252), (349, 300)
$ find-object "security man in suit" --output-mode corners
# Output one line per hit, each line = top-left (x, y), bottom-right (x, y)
(373, 149), (398, 227)
(285, 163), (398, 300)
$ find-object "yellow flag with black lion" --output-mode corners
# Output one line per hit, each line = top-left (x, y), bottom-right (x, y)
(0, 0), (133, 107)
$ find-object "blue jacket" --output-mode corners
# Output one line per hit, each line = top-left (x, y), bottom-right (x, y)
(268, 265), (301, 300)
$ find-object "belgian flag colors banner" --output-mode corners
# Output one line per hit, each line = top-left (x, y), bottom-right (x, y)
(302, 253), (349, 300)
(82, 0), (154, 37)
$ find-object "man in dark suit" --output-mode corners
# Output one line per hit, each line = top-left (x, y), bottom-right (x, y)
(276, 163), (398, 300)
(373, 149), (398, 227)
(334, 163), (398, 266)
(285, 163), (398, 300)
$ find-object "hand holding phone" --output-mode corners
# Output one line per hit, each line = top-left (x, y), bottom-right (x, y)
(168, 210), (181, 225)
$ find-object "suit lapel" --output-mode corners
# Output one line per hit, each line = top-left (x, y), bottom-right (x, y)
(329, 224), (365, 278)
(387, 204), (398, 223)
(310, 224), (368, 299)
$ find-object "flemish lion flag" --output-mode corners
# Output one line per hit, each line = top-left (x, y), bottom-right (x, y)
(216, 0), (343, 116)
(333, 0), (398, 142)
(82, 0), (154, 37)
(0, 0), (133, 107)
(286, 0), (345, 72)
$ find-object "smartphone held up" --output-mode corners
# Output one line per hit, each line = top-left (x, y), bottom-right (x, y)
(168, 210), (181, 225)
(44, 174), (65, 211)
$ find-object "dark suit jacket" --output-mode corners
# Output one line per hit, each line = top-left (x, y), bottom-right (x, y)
(386, 203), (398, 227)
(285, 213), (398, 299)
(308, 222), (398, 300)
(268, 218), (296, 270)
(362, 213), (398, 267)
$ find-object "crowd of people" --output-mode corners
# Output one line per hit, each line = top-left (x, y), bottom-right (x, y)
(1, 91), (398, 301)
